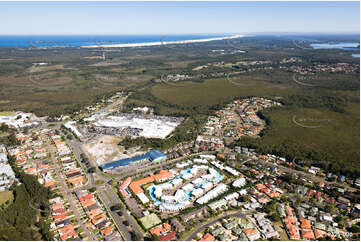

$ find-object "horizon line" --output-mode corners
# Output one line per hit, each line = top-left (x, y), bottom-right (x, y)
(0, 32), (360, 36)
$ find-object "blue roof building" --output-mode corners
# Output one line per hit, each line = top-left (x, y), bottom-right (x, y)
(338, 175), (346, 183)
(99, 150), (166, 172)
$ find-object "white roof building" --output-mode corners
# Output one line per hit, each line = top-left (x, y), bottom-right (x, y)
(0, 163), (16, 191)
(224, 166), (240, 176)
(154, 187), (163, 198)
(192, 188), (204, 197)
(158, 183), (173, 190)
(190, 167), (199, 175)
(137, 192), (150, 204)
(0, 153), (7, 163)
(208, 199), (227, 210)
(182, 183), (194, 193)
(199, 154), (216, 160)
(159, 201), (191, 212)
(192, 178), (203, 186)
(176, 160), (192, 168)
(161, 195), (175, 204)
(182, 173), (193, 180)
(322, 215), (333, 222)
(172, 178), (183, 187)
(238, 189), (247, 195)
(64, 121), (84, 139)
(202, 182), (213, 191)
(196, 183), (228, 204)
(174, 189), (186, 202)
(211, 160), (225, 170)
(193, 158), (208, 164)
(225, 192), (239, 201)
(233, 177), (247, 188)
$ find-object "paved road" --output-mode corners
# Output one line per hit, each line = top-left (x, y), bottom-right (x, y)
(104, 184), (145, 240)
(63, 135), (144, 240)
(47, 142), (96, 241)
(98, 189), (130, 241)
(184, 211), (246, 241)
(99, 96), (128, 114)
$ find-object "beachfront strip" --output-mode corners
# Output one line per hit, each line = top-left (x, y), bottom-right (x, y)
(81, 34), (245, 48)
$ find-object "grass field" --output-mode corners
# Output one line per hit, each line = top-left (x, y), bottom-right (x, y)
(95, 180), (105, 185)
(0, 190), (14, 208)
(0, 111), (15, 116)
(151, 77), (299, 107)
(139, 213), (162, 230)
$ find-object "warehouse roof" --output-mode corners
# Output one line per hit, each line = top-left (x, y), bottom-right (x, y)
(100, 150), (166, 171)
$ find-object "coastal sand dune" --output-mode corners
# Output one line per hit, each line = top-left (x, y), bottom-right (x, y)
(81, 34), (244, 48)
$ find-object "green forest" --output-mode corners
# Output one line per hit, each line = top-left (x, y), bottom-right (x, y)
(0, 156), (53, 240)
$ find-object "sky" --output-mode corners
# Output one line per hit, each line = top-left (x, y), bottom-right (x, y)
(0, 1), (359, 35)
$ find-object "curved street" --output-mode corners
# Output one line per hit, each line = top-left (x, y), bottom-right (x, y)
(184, 211), (246, 241)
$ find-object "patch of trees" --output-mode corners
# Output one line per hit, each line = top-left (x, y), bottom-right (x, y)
(110, 203), (123, 211)
(0, 123), (9, 132)
(280, 94), (347, 113)
(231, 136), (359, 179)
(0, 155), (53, 240)
(0, 131), (20, 147)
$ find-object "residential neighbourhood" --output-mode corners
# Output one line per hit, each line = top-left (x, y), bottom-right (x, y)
(0, 94), (359, 241)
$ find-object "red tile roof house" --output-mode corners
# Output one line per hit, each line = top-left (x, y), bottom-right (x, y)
(315, 191), (323, 200)
(53, 213), (67, 222)
(119, 177), (132, 196)
(52, 208), (67, 216)
(301, 229), (315, 240)
(58, 224), (77, 241)
(159, 231), (177, 241)
(285, 207), (294, 217)
(199, 233), (215, 241)
(299, 218), (312, 230)
(78, 193), (93, 202)
(284, 216), (300, 240)
(149, 223), (171, 236)
(314, 229), (328, 240)
(306, 189), (317, 197)
(101, 225), (114, 236)
(286, 224), (300, 240)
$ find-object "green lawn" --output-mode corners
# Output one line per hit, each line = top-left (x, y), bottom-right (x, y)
(0, 190), (14, 208)
(95, 180), (105, 185)
(0, 111), (15, 116)
(139, 213), (161, 230)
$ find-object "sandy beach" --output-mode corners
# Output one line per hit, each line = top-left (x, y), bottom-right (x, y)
(81, 34), (245, 48)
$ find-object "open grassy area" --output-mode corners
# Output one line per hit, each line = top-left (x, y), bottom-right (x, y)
(95, 180), (105, 185)
(0, 190), (14, 208)
(0, 111), (15, 116)
(139, 213), (162, 230)
(151, 77), (299, 107)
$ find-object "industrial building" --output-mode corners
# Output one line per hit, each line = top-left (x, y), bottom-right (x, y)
(100, 150), (166, 172)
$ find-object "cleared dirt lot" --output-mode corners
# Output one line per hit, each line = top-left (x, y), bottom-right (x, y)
(82, 135), (125, 166)
(82, 135), (144, 166)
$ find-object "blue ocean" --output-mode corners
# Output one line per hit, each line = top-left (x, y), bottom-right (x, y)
(0, 34), (230, 47)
